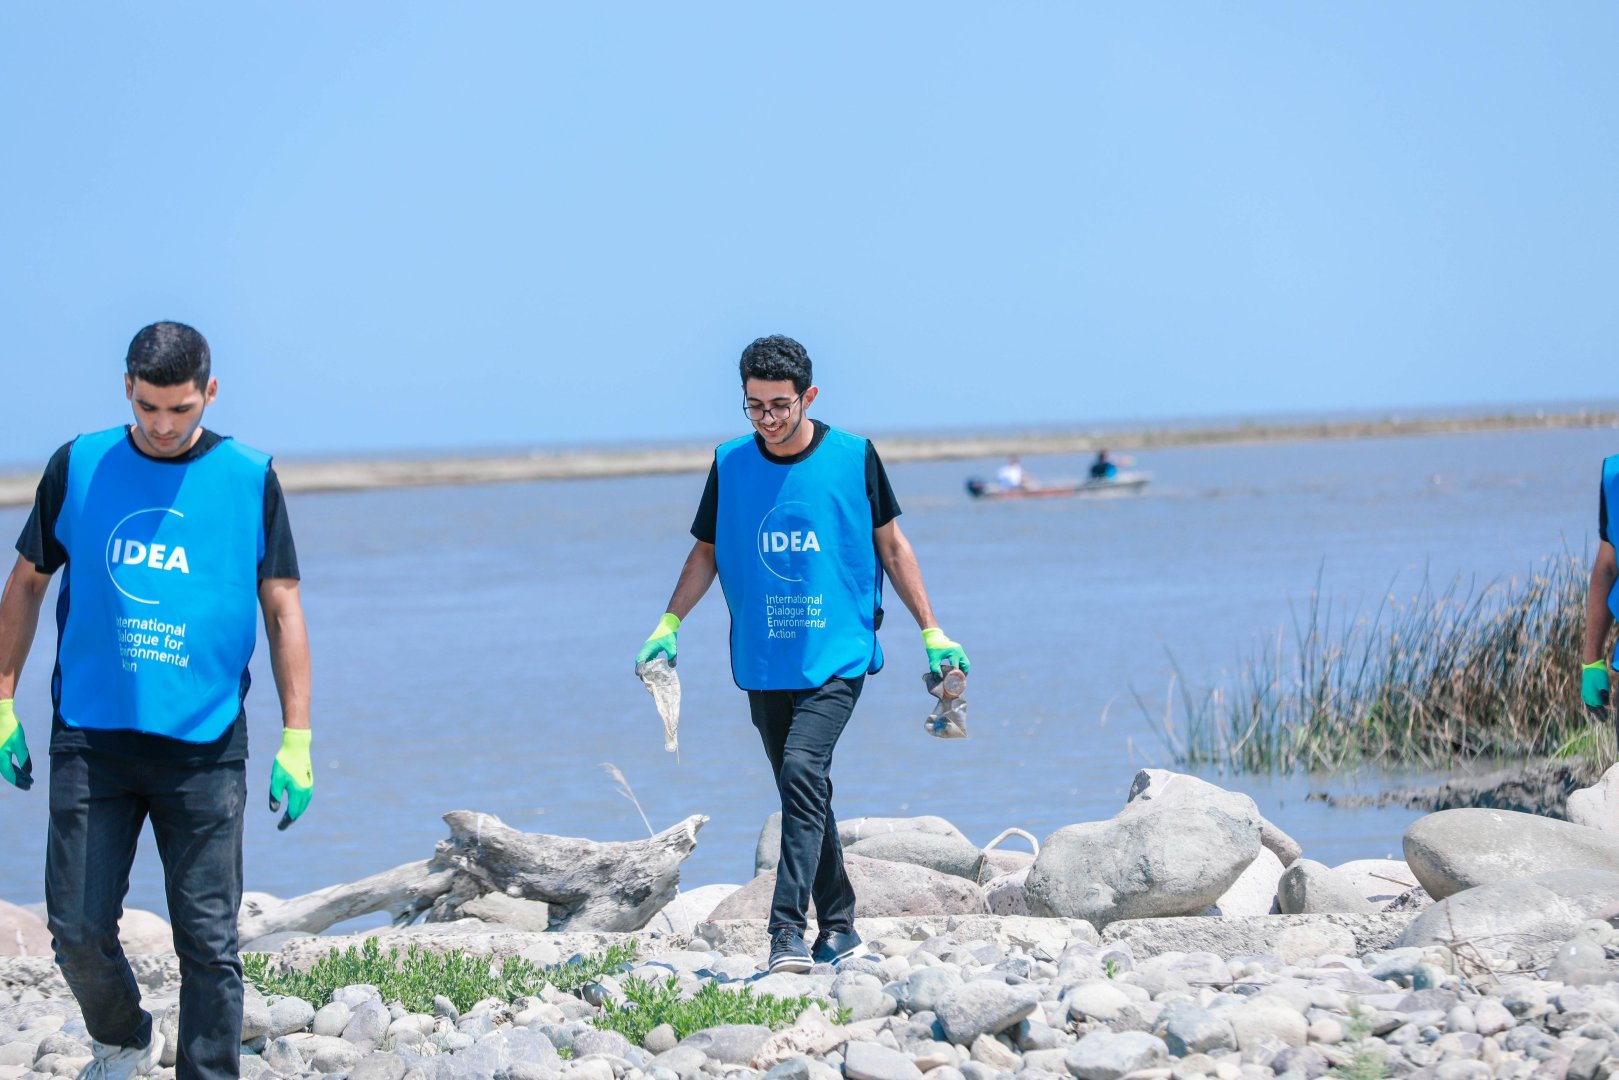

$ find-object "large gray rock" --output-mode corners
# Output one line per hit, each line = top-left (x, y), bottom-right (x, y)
(1159, 1002), (1237, 1056)
(342, 1001), (391, 1050)
(458, 893), (552, 931)
(1332, 859), (1420, 906)
(1208, 847), (1284, 916)
(1404, 808), (1619, 899)
(934, 981), (1039, 1045)
(843, 1040), (924, 1080)
(840, 815), (969, 847)
(846, 832), (991, 883)
(1397, 869), (1619, 970)
(755, 814), (969, 877)
(1127, 769), (1300, 863)
(117, 909), (173, 955)
(708, 855), (984, 920)
(648, 884), (741, 937)
(1277, 860), (1377, 915)
(1566, 763), (1619, 833)
(0, 901), (52, 958)
(675, 1025), (772, 1065)
(1064, 1030), (1168, 1080)
(1028, 773), (1261, 926)
(983, 867), (1030, 916)
(268, 996), (315, 1038)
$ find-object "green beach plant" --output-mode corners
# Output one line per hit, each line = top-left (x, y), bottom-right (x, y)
(1151, 553), (1612, 773)
(592, 976), (848, 1045)
(242, 937), (639, 1013)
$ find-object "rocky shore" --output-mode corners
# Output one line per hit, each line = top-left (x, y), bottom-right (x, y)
(6, 763), (1619, 1080)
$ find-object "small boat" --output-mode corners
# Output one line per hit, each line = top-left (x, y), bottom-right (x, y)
(965, 471), (1151, 500)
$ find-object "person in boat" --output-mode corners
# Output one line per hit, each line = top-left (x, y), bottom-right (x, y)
(1089, 450), (1119, 480)
(995, 455), (1030, 491)
(635, 334), (968, 974)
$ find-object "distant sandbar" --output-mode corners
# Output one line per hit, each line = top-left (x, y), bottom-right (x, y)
(0, 408), (1613, 507)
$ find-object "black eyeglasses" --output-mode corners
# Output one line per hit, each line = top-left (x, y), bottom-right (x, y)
(743, 394), (803, 422)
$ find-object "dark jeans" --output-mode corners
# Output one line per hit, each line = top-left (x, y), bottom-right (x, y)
(47, 751), (246, 1080)
(749, 675), (863, 935)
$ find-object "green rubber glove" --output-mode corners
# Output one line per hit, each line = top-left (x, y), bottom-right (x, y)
(636, 613), (681, 667)
(1583, 660), (1610, 721)
(0, 699), (32, 791)
(268, 728), (313, 831)
(921, 627), (970, 676)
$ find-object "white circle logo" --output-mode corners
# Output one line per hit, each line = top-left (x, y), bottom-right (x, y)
(104, 508), (187, 606)
(756, 501), (822, 583)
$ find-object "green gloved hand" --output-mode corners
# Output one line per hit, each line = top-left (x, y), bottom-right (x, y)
(921, 627), (970, 676)
(636, 613), (681, 667)
(1583, 660), (1610, 722)
(268, 728), (313, 831)
(0, 699), (32, 791)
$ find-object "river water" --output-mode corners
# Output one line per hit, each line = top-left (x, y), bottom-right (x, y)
(0, 424), (1612, 924)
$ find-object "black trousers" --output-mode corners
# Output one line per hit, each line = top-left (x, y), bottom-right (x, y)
(748, 675), (863, 935)
(46, 751), (246, 1080)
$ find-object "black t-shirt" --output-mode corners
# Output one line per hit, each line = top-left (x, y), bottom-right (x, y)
(1602, 474), (1610, 544)
(15, 428), (300, 763)
(689, 420), (902, 544)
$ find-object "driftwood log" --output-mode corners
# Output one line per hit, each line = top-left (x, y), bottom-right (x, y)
(239, 811), (707, 941)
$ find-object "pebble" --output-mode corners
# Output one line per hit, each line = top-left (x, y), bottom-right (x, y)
(4, 911), (1617, 1080)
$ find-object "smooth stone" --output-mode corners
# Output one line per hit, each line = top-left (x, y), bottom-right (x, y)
(268, 998), (315, 1038)
(1276, 861), (1376, 916)
(1160, 1004), (1238, 1056)
(262, 1037), (304, 1074)
(935, 982), (1040, 1045)
(968, 1033), (1020, 1071)
(312, 1001), (352, 1038)
(574, 1029), (637, 1060)
(896, 969), (966, 1014)
(1404, 810), (1619, 900)
(343, 1001), (391, 1049)
(643, 1024), (678, 1055)
(331, 985), (382, 1009)
(676, 1023), (773, 1065)
(1065, 1031), (1170, 1080)
(309, 1039), (363, 1073)
(844, 1040), (925, 1080)
(1227, 997), (1307, 1050)
(240, 998), (273, 1044)
(1067, 982), (1133, 1023)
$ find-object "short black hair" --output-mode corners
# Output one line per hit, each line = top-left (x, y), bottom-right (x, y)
(739, 335), (812, 395)
(125, 322), (211, 390)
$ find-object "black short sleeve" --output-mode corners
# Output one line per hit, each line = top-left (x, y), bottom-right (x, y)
(1602, 473), (1610, 544)
(867, 442), (902, 528)
(15, 441), (73, 575)
(259, 466), (301, 581)
(689, 460), (719, 545)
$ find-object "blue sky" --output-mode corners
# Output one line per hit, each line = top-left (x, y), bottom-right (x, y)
(3, 4), (1614, 462)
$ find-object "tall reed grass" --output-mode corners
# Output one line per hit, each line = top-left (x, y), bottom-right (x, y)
(1152, 553), (1610, 773)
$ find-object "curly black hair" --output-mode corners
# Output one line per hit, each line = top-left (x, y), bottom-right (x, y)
(738, 335), (812, 394)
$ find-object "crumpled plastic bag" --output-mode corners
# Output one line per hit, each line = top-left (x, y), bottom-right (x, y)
(922, 665), (968, 739)
(635, 657), (681, 754)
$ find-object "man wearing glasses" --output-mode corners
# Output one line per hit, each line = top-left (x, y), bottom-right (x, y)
(636, 334), (968, 973)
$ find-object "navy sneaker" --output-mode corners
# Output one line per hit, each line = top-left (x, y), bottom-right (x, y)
(768, 928), (812, 973)
(811, 927), (862, 965)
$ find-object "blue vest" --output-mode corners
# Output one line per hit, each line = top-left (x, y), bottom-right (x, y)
(1606, 455), (1619, 633)
(713, 426), (885, 691)
(53, 427), (269, 742)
